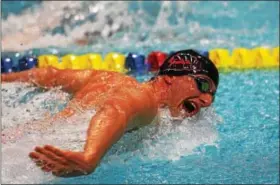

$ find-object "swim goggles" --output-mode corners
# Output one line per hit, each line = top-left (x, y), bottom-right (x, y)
(190, 75), (216, 97)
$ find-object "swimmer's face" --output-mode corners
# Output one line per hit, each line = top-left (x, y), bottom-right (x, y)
(164, 75), (216, 118)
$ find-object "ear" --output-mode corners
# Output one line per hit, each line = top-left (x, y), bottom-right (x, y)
(163, 75), (173, 85)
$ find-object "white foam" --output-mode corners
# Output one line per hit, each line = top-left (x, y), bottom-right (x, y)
(2, 1), (277, 52)
(2, 1), (133, 51)
(1, 111), (93, 184)
(1, 82), (70, 129)
(1, 83), (93, 184)
(106, 107), (222, 163)
(2, 1), (83, 51)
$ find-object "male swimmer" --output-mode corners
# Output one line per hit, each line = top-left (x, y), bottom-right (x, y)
(1, 49), (219, 177)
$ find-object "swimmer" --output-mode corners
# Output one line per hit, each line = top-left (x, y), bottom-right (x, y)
(1, 49), (219, 177)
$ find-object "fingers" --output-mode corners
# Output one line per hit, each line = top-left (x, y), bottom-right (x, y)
(30, 147), (71, 170)
(44, 145), (65, 157)
(34, 146), (68, 165)
(52, 168), (65, 176)
(29, 151), (57, 171)
(29, 145), (86, 177)
(52, 167), (75, 177)
(29, 146), (67, 173)
(43, 145), (84, 168)
(29, 151), (40, 160)
(41, 166), (52, 172)
(34, 159), (47, 167)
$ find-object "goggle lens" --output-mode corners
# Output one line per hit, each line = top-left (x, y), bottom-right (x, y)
(195, 77), (211, 93)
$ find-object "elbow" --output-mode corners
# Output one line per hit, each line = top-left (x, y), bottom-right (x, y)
(103, 104), (130, 131)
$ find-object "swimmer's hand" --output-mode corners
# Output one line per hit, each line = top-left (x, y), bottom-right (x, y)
(29, 145), (94, 177)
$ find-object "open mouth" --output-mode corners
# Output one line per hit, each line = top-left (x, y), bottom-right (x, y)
(182, 100), (199, 117)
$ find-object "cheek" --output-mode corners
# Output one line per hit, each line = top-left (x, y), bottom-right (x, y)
(169, 82), (200, 104)
(168, 87), (187, 105)
(183, 79), (202, 96)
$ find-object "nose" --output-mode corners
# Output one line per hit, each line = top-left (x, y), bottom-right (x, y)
(198, 93), (213, 107)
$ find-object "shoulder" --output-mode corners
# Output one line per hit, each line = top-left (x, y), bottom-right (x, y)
(110, 82), (156, 107)
(93, 70), (139, 83)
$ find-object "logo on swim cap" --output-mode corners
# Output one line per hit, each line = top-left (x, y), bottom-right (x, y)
(167, 52), (203, 72)
(157, 49), (219, 89)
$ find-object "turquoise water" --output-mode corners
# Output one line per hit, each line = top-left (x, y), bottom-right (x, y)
(1, 1), (279, 184)
(50, 70), (279, 184)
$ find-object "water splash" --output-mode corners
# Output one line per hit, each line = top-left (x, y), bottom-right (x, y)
(106, 107), (222, 163)
(1, 82), (92, 184)
(1, 82), (221, 183)
(1, 82), (70, 129)
(3, 1), (277, 53)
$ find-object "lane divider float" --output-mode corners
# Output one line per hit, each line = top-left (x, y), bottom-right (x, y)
(1, 47), (279, 74)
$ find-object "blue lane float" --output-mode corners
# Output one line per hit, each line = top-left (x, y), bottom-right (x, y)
(125, 53), (148, 74)
(1, 57), (13, 73)
(18, 56), (38, 71)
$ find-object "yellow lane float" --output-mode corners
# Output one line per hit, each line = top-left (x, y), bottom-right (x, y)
(231, 48), (254, 69)
(209, 49), (233, 69)
(103, 52), (126, 73)
(251, 47), (275, 69)
(37, 46), (279, 73)
(209, 47), (279, 70)
(272, 47), (279, 66)
(38, 55), (59, 68)
(61, 54), (80, 69)
(79, 54), (103, 70)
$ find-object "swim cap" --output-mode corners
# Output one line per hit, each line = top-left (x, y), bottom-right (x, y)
(157, 49), (219, 89)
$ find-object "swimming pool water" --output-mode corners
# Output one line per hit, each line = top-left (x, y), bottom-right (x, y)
(1, 1), (279, 184)
(48, 70), (278, 184)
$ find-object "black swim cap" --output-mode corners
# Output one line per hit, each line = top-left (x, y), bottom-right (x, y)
(157, 49), (219, 89)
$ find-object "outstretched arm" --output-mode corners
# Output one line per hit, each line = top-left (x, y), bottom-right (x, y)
(28, 104), (128, 176)
(1, 67), (97, 93)
(28, 86), (158, 177)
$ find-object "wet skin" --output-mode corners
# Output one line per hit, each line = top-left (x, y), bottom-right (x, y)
(1, 67), (216, 177)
